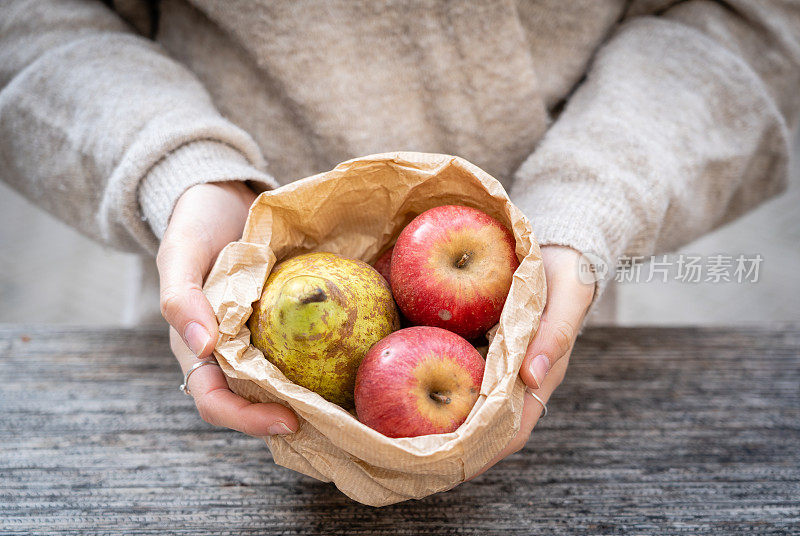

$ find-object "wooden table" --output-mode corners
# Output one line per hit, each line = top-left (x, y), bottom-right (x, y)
(1, 325), (798, 535)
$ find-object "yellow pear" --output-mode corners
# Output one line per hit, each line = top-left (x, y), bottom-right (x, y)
(248, 252), (400, 407)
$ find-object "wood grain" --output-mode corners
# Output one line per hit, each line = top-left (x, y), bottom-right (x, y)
(0, 325), (798, 535)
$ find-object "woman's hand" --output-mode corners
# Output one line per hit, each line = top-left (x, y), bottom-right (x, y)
(157, 182), (298, 437)
(470, 245), (595, 478)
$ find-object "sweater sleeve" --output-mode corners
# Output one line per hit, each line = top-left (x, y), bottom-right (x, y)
(0, 0), (277, 255)
(509, 0), (800, 296)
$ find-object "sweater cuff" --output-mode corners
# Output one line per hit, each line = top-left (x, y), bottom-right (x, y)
(511, 162), (639, 302)
(138, 140), (278, 240)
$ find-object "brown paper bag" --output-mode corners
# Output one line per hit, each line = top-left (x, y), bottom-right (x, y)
(203, 152), (546, 506)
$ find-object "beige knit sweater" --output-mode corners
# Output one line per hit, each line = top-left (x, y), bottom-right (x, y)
(1, 1), (799, 306)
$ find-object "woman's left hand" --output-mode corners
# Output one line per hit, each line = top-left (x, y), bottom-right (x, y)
(470, 245), (595, 478)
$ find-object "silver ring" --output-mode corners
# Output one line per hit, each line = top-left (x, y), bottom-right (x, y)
(525, 388), (548, 418)
(180, 358), (220, 396)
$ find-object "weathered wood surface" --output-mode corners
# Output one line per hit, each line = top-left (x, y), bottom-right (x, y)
(0, 325), (798, 535)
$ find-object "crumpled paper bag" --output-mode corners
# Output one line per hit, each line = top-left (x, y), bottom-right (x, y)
(203, 152), (546, 507)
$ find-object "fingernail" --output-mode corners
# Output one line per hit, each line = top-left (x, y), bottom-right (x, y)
(267, 422), (296, 436)
(529, 354), (551, 389)
(184, 322), (211, 357)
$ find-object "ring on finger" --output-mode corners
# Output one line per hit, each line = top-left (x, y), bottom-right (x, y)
(180, 358), (221, 396)
(525, 388), (548, 418)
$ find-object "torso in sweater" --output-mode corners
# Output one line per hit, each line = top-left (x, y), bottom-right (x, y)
(151, 0), (626, 187)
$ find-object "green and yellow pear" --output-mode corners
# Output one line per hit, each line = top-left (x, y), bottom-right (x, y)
(248, 252), (400, 407)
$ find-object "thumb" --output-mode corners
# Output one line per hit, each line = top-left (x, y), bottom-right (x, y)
(519, 247), (595, 390)
(156, 236), (219, 358)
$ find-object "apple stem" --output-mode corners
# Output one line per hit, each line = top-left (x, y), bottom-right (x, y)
(430, 392), (452, 405)
(455, 252), (472, 269)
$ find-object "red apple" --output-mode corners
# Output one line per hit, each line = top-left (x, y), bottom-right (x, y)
(355, 326), (485, 438)
(390, 205), (519, 339)
(373, 247), (393, 283)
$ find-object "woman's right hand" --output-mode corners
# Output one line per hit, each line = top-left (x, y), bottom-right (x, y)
(158, 181), (299, 438)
